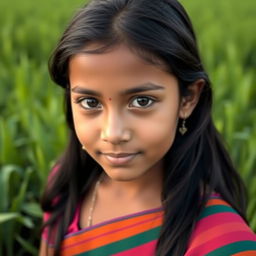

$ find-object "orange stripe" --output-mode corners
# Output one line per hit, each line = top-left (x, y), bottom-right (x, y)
(62, 212), (163, 255)
(206, 198), (230, 207)
(62, 214), (162, 255)
(187, 222), (251, 251)
(232, 251), (256, 256)
(63, 210), (163, 247)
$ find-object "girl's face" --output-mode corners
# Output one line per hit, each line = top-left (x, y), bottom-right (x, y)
(69, 44), (186, 182)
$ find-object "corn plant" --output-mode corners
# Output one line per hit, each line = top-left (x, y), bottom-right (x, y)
(0, 0), (255, 255)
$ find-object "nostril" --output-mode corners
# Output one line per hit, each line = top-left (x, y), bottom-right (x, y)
(100, 129), (132, 144)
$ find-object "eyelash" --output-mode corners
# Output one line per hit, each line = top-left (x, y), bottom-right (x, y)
(74, 96), (157, 111)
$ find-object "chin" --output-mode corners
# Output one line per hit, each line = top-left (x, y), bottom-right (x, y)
(104, 169), (144, 182)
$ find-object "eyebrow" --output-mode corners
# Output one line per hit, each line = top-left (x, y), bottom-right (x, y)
(71, 82), (165, 96)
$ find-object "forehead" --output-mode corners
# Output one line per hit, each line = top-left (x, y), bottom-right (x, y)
(68, 43), (176, 92)
(70, 43), (169, 73)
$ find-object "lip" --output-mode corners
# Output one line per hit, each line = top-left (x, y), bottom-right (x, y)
(101, 152), (139, 165)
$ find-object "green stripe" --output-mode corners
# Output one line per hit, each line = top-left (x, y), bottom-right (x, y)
(205, 241), (256, 256)
(78, 226), (161, 256)
(198, 205), (237, 220)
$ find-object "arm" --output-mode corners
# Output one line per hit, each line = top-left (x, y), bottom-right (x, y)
(185, 197), (256, 255)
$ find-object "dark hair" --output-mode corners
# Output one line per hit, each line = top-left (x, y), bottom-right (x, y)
(41, 0), (248, 255)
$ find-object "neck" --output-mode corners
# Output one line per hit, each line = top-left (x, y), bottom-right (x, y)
(101, 162), (163, 205)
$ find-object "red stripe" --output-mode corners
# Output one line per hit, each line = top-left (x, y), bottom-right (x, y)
(185, 231), (256, 256)
(187, 222), (253, 251)
(190, 212), (243, 240)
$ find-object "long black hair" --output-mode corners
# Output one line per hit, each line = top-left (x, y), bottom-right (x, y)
(41, 0), (248, 255)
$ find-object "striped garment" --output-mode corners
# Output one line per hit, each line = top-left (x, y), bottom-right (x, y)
(43, 195), (256, 255)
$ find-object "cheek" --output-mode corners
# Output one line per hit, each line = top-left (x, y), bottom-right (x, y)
(72, 108), (98, 147)
(137, 108), (179, 151)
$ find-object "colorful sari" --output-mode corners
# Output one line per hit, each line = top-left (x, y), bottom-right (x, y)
(61, 207), (162, 256)
(43, 195), (256, 255)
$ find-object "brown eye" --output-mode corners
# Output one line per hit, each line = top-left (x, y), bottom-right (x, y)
(80, 98), (102, 110)
(129, 96), (155, 108)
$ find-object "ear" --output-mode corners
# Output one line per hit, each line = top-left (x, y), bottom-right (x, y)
(179, 79), (205, 119)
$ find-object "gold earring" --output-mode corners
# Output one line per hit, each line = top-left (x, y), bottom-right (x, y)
(179, 118), (187, 135)
(82, 145), (86, 150)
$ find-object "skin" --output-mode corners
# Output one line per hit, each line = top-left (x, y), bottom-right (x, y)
(39, 43), (203, 255)
(69, 43), (204, 225)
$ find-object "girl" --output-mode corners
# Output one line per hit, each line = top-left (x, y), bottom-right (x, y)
(40, 0), (256, 255)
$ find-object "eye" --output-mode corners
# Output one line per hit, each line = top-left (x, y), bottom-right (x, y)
(129, 96), (155, 108)
(76, 98), (102, 110)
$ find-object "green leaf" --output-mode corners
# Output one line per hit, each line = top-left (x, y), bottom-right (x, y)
(16, 235), (38, 255)
(0, 165), (22, 211)
(0, 212), (19, 223)
(17, 216), (34, 229)
(10, 167), (33, 212)
(22, 202), (43, 218)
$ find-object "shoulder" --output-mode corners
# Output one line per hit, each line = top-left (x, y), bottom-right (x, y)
(41, 164), (81, 246)
(185, 195), (256, 256)
(42, 201), (81, 247)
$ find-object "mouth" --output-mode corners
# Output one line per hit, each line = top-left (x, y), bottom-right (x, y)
(100, 152), (140, 165)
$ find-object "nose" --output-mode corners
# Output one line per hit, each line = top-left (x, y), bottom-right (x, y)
(101, 110), (131, 144)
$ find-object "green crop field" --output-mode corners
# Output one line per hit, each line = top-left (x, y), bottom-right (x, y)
(0, 0), (255, 255)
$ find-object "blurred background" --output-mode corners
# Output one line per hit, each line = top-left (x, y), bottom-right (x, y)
(0, 0), (255, 255)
